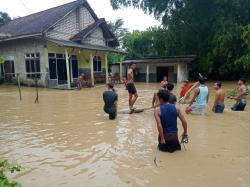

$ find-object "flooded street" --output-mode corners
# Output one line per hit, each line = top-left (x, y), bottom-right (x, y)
(0, 83), (250, 187)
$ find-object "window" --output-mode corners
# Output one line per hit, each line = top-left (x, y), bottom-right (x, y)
(93, 56), (101, 72)
(25, 53), (41, 79)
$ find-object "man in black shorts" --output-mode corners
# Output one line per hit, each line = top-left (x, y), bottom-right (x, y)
(127, 63), (138, 111)
(103, 83), (118, 120)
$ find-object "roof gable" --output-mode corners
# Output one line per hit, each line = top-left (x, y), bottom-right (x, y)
(71, 18), (119, 47)
(0, 0), (98, 39)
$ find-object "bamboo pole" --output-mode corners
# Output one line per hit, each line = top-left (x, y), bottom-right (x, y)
(17, 73), (22, 101)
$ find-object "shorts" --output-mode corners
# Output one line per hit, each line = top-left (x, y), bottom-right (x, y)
(191, 104), (207, 115)
(231, 99), (246, 111)
(104, 107), (116, 120)
(214, 103), (225, 113)
(109, 112), (116, 120)
(158, 133), (181, 153)
(127, 83), (137, 94)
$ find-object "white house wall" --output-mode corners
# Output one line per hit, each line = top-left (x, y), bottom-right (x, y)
(177, 63), (188, 82)
(80, 6), (95, 29)
(47, 5), (96, 41)
(84, 27), (106, 46)
(0, 38), (46, 86)
(47, 10), (79, 40)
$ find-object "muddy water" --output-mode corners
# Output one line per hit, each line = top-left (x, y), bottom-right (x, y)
(0, 83), (250, 187)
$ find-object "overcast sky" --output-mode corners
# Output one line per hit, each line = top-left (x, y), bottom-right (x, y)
(0, 0), (160, 31)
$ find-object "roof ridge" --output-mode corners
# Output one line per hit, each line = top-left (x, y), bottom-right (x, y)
(11, 0), (82, 22)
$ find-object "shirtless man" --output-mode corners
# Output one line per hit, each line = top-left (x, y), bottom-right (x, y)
(154, 89), (188, 153)
(160, 76), (168, 89)
(212, 82), (225, 113)
(127, 63), (138, 111)
(230, 78), (247, 111)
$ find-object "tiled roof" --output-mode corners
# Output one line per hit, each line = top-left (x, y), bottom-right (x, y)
(0, 0), (95, 38)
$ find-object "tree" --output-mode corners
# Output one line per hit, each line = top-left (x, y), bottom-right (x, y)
(0, 11), (11, 25)
(107, 18), (128, 64)
(107, 18), (128, 43)
(110, 0), (250, 79)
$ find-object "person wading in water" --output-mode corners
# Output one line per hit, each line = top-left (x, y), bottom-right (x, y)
(212, 82), (225, 113)
(103, 83), (118, 120)
(229, 78), (247, 111)
(185, 77), (209, 115)
(127, 62), (138, 112)
(154, 89), (188, 153)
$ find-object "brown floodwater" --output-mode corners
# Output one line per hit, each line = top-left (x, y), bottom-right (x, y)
(0, 82), (250, 187)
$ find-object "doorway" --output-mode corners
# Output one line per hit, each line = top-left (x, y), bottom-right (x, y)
(4, 60), (15, 82)
(57, 58), (67, 85)
(156, 67), (168, 82)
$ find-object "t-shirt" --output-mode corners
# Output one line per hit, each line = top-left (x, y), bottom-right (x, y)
(103, 90), (118, 114)
(169, 93), (177, 104)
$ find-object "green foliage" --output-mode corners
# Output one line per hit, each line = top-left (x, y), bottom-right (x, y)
(0, 160), (22, 187)
(107, 18), (128, 43)
(0, 57), (4, 64)
(110, 0), (250, 79)
(122, 27), (168, 58)
(0, 12), (11, 25)
(107, 18), (128, 64)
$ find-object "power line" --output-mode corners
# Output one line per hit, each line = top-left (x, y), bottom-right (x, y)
(19, 0), (31, 13)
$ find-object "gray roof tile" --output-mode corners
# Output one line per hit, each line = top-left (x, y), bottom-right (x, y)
(0, 0), (84, 37)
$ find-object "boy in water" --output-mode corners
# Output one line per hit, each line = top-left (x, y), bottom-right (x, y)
(230, 78), (247, 111)
(185, 77), (209, 115)
(160, 76), (168, 89)
(127, 63), (138, 111)
(154, 89), (188, 153)
(103, 83), (118, 120)
(212, 82), (225, 113)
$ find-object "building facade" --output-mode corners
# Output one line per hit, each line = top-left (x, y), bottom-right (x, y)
(0, 0), (123, 88)
(111, 56), (195, 83)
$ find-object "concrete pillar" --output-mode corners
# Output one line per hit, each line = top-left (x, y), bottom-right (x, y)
(119, 62), (123, 82)
(105, 53), (108, 83)
(90, 53), (94, 86)
(65, 48), (71, 89)
(146, 63), (149, 83)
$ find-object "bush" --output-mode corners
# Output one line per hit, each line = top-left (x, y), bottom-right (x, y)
(0, 160), (22, 187)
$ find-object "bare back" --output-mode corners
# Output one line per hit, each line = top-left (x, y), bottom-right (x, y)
(238, 85), (247, 100)
(215, 89), (225, 104)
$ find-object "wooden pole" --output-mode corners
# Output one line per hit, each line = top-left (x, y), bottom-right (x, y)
(105, 53), (108, 84)
(146, 64), (149, 83)
(17, 73), (22, 101)
(90, 53), (94, 86)
(65, 48), (71, 89)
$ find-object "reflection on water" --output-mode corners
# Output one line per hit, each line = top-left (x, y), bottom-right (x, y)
(0, 83), (250, 187)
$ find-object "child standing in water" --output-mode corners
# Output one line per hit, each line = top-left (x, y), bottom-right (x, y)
(160, 76), (168, 89)
(229, 78), (247, 111)
(103, 83), (118, 120)
(212, 82), (225, 113)
(154, 89), (188, 153)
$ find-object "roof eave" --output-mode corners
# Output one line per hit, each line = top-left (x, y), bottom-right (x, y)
(0, 33), (42, 42)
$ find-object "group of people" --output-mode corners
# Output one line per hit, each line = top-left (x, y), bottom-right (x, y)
(102, 62), (248, 153)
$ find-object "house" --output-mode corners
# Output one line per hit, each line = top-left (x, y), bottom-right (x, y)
(111, 56), (195, 83)
(0, 0), (124, 88)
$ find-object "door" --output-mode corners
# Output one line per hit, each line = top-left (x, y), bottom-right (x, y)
(57, 59), (67, 85)
(4, 61), (14, 82)
(156, 67), (168, 82)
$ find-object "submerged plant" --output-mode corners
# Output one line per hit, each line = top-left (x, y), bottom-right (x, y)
(0, 160), (22, 187)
